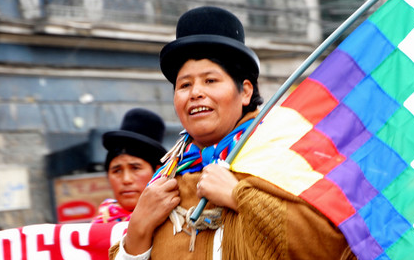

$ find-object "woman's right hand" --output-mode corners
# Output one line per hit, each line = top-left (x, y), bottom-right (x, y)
(124, 177), (180, 255)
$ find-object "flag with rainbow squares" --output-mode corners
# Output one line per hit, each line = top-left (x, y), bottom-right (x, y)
(231, 0), (414, 259)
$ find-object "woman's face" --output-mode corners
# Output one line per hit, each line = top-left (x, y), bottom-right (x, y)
(108, 154), (154, 211)
(174, 59), (253, 147)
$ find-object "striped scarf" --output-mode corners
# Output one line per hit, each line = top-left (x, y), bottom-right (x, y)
(91, 198), (131, 223)
(151, 119), (253, 182)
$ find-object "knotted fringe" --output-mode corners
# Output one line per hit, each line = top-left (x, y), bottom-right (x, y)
(190, 227), (197, 252)
(169, 205), (223, 252)
(221, 208), (252, 260)
(108, 241), (120, 260)
(169, 208), (185, 234)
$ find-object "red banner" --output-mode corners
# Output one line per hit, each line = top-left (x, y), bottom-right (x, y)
(0, 222), (128, 260)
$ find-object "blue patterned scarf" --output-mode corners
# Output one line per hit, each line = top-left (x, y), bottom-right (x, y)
(150, 119), (253, 182)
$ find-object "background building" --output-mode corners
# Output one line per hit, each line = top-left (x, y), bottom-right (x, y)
(0, 0), (383, 228)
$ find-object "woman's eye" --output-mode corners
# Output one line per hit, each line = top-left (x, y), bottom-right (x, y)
(177, 82), (190, 89)
(110, 169), (121, 175)
(206, 78), (215, 84)
(131, 166), (141, 171)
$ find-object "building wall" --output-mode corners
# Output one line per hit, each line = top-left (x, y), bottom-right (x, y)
(0, 47), (180, 228)
(0, 0), (330, 228)
(0, 132), (52, 229)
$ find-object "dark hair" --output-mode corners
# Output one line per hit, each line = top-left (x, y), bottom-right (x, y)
(105, 144), (163, 172)
(210, 57), (263, 115)
(173, 54), (263, 116)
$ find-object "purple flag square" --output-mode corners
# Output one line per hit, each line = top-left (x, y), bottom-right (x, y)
(339, 213), (384, 260)
(328, 159), (378, 211)
(316, 103), (372, 157)
(310, 49), (366, 101)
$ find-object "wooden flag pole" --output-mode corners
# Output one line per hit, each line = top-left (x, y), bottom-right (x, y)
(190, 0), (380, 222)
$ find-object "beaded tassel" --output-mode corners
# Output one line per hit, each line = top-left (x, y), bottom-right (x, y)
(157, 132), (192, 235)
(160, 132), (189, 179)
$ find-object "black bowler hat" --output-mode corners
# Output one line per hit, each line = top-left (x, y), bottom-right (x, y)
(160, 6), (260, 84)
(103, 108), (167, 171)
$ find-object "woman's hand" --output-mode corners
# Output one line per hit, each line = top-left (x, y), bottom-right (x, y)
(197, 164), (239, 211)
(124, 177), (180, 255)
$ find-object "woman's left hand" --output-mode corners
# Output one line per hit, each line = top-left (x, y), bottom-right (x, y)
(197, 163), (239, 211)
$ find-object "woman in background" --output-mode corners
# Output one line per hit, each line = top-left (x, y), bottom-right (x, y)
(92, 107), (166, 223)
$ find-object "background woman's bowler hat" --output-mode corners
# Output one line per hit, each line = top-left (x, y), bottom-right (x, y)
(102, 108), (167, 168)
(160, 6), (260, 84)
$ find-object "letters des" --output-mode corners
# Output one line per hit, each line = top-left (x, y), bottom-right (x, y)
(0, 222), (127, 260)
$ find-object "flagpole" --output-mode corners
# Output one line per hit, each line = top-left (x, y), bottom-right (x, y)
(190, 0), (380, 222)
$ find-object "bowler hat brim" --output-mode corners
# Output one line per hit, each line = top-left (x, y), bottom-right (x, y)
(160, 34), (260, 84)
(103, 130), (167, 159)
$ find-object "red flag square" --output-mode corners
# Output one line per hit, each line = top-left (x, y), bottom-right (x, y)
(291, 128), (346, 175)
(282, 78), (339, 125)
(300, 178), (356, 226)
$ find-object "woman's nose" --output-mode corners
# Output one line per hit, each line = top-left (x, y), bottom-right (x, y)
(190, 81), (205, 99)
(122, 171), (134, 183)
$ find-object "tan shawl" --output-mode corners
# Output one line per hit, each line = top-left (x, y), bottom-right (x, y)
(109, 111), (356, 259)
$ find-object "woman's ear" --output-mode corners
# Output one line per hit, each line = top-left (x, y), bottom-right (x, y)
(241, 80), (254, 106)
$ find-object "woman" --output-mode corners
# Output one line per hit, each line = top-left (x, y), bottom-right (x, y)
(92, 107), (166, 223)
(110, 6), (355, 259)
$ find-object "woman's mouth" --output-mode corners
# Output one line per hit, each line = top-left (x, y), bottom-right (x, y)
(121, 191), (138, 197)
(189, 106), (212, 115)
